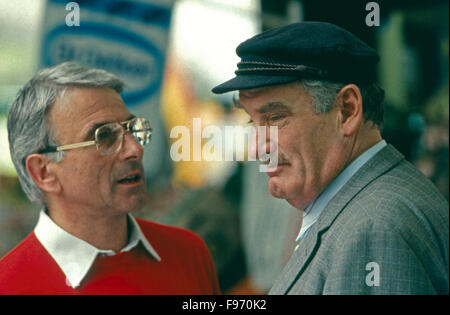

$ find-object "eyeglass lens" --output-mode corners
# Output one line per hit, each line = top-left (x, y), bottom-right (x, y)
(130, 118), (152, 146)
(95, 118), (151, 156)
(96, 123), (124, 156)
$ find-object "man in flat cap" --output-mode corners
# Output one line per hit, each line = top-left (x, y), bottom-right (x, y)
(213, 22), (449, 294)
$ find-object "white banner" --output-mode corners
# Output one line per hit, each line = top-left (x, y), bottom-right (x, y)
(40, 0), (174, 189)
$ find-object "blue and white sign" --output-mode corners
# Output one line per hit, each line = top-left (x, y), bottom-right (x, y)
(42, 22), (165, 105)
(40, 0), (174, 187)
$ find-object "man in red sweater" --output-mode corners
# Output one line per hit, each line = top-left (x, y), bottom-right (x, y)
(1, 62), (220, 295)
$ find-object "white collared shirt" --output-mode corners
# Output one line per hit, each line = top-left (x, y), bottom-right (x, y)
(295, 140), (388, 248)
(34, 210), (161, 288)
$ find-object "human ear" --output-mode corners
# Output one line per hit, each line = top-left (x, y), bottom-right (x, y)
(25, 154), (61, 195)
(336, 84), (363, 136)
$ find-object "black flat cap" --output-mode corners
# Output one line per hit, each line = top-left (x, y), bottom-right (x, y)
(212, 22), (379, 94)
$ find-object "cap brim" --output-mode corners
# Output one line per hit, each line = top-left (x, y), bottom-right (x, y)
(211, 74), (299, 94)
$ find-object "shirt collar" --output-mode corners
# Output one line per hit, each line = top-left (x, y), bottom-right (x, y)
(34, 210), (161, 288)
(296, 140), (387, 242)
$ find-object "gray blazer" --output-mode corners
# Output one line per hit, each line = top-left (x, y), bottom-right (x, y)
(269, 144), (449, 294)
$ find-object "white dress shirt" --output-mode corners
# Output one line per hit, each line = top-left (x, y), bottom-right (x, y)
(34, 210), (161, 288)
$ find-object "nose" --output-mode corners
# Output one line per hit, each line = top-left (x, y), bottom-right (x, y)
(118, 131), (144, 162)
(249, 125), (273, 161)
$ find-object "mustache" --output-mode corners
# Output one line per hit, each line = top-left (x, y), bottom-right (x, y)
(259, 151), (290, 165)
(277, 153), (290, 165)
(111, 160), (145, 182)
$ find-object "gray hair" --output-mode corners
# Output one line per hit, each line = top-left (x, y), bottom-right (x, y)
(7, 62), (124, 205)
(300, 80), (344, 113)
(300, 80), (385, 127)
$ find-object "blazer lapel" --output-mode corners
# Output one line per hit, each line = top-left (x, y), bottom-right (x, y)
(270, 145), (405, 294)
(269, 218), (323, 294)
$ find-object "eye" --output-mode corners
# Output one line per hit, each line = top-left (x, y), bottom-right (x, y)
(97, 128), (113, 141)
(269, 114), (285, 122)
(96, 125), (120, 146)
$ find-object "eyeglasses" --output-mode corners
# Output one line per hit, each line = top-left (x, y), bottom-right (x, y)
(39, 117), (152, 156)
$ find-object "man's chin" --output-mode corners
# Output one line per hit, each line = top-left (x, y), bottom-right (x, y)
(267, 177), (304, 205)
(114, 193), (147, 214)
(268, 178), (288, 199)
(130, 194), (147, 211)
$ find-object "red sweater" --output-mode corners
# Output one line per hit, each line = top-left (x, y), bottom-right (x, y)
(0, 218), (220, 295)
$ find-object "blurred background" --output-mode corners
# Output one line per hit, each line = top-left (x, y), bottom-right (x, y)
(0, 0), (448, 294)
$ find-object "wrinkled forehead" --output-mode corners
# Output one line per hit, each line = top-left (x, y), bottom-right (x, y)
(235, 81), (305, 110)
(48, 87), (130, 139)
(238, 81), (304, 99)
(235, 87), (275, 111)
(238, 86), (272, 99)
(52, 87), (128, 118)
